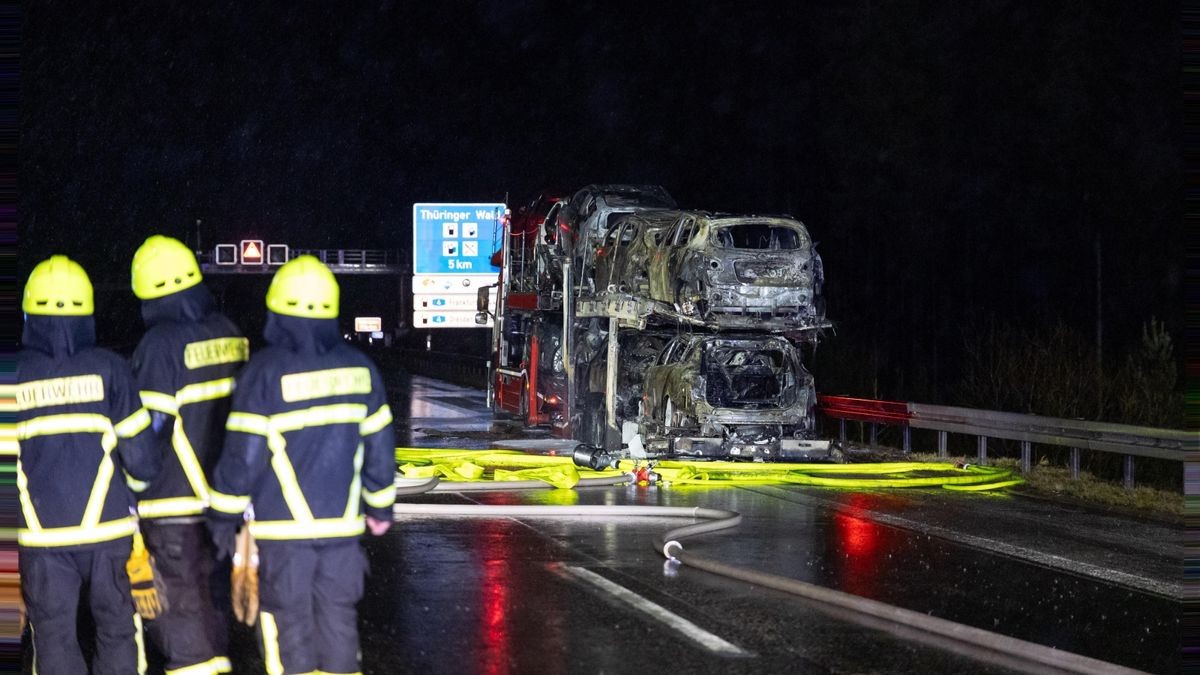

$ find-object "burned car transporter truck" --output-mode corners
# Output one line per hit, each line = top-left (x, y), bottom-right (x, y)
(478, 185), (832, 466)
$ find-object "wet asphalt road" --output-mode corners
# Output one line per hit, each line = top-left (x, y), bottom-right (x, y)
(84, 372), (1181, 674)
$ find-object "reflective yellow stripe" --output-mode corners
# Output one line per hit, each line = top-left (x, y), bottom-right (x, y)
(138, 497), (207, 519)
(227, 412), (270, 436)
(249, 516), (365, 540)
(362, 485), (395, 509)
(134, 614), (147, 675)
(81, 447), (115, 528)
(344, 443), (364, 518)
(210, 656), (232, 673)
(114, 407), (151, 438)
(18, 516), (136, 547)
(16, 459), (42, 530)
(266, 429), (314, 521)
(209, 489), (251, 515)
(177, 377), (236, 406)
(140, 390), (179, 416)
(261, 611), (284, 675)
(360, 404), (393, 435)
(271, 403), (367, 432)
(126, 472), (151, 493)
(171, 417), (211, 501)
(17, 413), (113, 440)
(166, 658), (219, 675)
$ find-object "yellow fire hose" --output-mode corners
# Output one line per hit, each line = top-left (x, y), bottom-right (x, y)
(393, 447), (1024, 491)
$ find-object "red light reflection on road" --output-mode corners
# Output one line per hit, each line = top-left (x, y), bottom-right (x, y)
(831, 493), (895, 598)
(478, 520), (512, 675)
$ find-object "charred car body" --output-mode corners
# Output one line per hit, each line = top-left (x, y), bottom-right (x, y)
(646, 211), (826, 330)
(557, 184), (677, 290)
(639, 333), (825, 460)
(483, 185), (832, 465)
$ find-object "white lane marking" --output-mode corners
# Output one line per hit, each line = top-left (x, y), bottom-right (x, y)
(561, 565), (751, 657)
(745, 486), (1180, 599)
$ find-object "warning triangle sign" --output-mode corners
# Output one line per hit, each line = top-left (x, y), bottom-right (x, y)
(242, 240), (263, 263)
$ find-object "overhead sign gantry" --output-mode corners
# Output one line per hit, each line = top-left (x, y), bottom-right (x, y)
(411, 202), (505, 328)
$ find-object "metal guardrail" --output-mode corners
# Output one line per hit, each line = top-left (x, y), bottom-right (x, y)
(817, 395), (1194, 489)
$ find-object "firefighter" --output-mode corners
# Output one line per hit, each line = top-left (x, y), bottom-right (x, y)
(17, 255), (162, 674)
(207, 255), (395, 675)
(130, 235), (247, 674)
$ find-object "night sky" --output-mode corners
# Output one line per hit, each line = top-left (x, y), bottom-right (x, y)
(20, 2), (1181, 400)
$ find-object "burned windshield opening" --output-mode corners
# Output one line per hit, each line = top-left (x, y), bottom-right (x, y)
(716, 224), (806, 250)
(703, 343), (793, 409)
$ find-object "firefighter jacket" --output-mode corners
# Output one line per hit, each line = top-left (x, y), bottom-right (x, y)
(209, 312), (395, 541)
(131, 284), (247, 520)
(15, 314), (161, 549)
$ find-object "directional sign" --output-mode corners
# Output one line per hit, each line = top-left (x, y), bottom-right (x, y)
(412, 274), (498, 294)
(413, 310), (492, 328)
(412, 203), (504, 276)
(241, 240), (264, 265)
(414, 293), (495, 311)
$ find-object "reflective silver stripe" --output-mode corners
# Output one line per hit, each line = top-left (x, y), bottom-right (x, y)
(18, 516), (137, 547)
(177, 377), (236, 406)
(360, 404), (393, 435)
(114, 407), (151, 438)
(139, 390), (179, 415)
(209, 489), (251, 515)
(249, 516), (365, 540)
(137, 497), (208, 519)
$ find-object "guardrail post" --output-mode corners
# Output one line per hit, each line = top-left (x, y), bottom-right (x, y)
(1123, 455), (1135, 490)
(1070, 447), (1080, 480)
(902, 426), (911, 453)
(838, 419), (846, 443)
(937, 431), (947, 458)
(869, 423), (878, 446)
(1020, 441), (1031, 472)
(977, 436), (987, 463)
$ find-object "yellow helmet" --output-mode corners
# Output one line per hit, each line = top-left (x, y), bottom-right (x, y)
(131, 235), (203, 300)
(266, 255), (339, 319)
(23, 255), (94, 316)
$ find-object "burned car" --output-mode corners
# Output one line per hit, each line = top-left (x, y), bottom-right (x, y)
(645, 211), (826, 330)
(592, 210), (678, 295)
(556, 184), (677, 289)
(640, 333), (828, 460)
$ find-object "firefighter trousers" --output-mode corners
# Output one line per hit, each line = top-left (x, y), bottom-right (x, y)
(257, 539), (369, 675)
(141, 519), (232, 674)
(20, 539), (145, 675)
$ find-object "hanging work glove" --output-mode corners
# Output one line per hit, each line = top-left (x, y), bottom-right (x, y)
(206, 515), (239, 562)
(126, 530), (169, 619)
(231, 525), (259, 626)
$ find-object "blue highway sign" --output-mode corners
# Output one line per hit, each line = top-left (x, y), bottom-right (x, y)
(412, 203), (505, 275)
